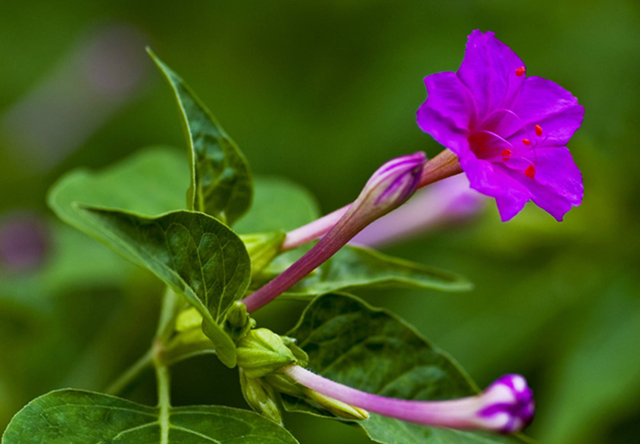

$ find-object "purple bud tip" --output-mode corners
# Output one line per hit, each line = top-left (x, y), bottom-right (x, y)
(361, 152), (427, 214)
(478, 374), (535, 434)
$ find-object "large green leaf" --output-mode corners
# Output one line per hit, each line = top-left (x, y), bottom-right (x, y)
(47, 147), (252, 366)
(270, 246), (472, 298)
(234, 177), (320, 234)
(2, 389), (298, 444)
(284, 293), (524, 444)
(149, 50), (252, 226)
(48, 147), (189, 224)
(76, 208), (251, 368)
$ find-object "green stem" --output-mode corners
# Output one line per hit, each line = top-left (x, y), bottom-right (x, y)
(154, 358), (171, 444)
(105, 348), (154, 396)
(105, 286), (182, 396)
(155, 287), (182, 343)
(153, 286), (177, 444)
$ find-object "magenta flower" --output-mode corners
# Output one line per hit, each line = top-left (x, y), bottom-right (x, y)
(417, 30), (584, 221)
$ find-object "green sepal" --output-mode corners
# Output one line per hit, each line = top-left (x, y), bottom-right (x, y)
(281, 337), (309, 367)
(239, 369), (283, 425)
(263, 373), (304, 397)
(237, 329), (296, 379)
(302, 388), (369, 421)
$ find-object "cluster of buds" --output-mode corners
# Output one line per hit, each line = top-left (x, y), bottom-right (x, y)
(235, 328), (369, 424)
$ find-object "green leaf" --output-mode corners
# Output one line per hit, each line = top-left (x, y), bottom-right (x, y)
(48, 147), (189, 225)
(284, 293), (524, 444)
(149, 50), (253, 226)
(2, 389), (298, 444)
(234, 177), (320, 234)
(76, 208), (251, 368)
(274, 246), (472, 298)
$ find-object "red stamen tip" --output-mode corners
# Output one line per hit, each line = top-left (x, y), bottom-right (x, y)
(522, 138), (532, 146)
(515, 66), (526, 76)
(524, 165), (536, 179)
(501, 149), (512, 157)
(535, 125), (543, 137)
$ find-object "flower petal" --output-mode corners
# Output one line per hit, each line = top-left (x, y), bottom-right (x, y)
(504, 147), (583, 221)
(457, 30), (525, 119)
(510, 76), (584, 147)
(417, 71), (475, 156)
(459, 156), (530, 221)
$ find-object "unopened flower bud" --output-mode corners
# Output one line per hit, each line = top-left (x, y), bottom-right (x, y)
(351, 152), (427, 224)
(236, 329), (296, 379)
(175, 307), (203, 332)
(283, 365), (534, 434)
(224, 301), (255, 341)
(476, 374), (535, 434)
(239, 369), (282, 425)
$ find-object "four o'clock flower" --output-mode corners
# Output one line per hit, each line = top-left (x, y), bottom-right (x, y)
(241, 152), (427, 312)
(283, 365), (534, 434)
(417, 30), (584, 221)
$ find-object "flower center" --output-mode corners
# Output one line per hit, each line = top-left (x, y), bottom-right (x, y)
(468, 109), (544, 179)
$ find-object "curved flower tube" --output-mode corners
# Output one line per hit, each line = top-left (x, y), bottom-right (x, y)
(283, 365), (534, 434)
(242, 152), (427, 312)
(417, 30), (584, 221)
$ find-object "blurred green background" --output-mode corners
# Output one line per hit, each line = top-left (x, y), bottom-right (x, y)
(1, 1), (639, 443)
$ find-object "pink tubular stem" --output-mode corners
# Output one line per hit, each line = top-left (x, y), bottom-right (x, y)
(281, 204), (350, 251)
(242, 203), (366, 312)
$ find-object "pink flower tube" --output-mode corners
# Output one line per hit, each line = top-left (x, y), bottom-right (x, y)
(242, 152), (427, 312)
(284, 365), (534, 434)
